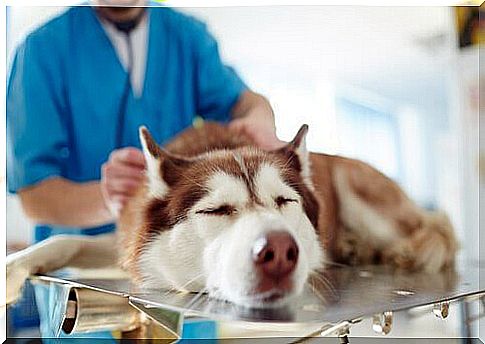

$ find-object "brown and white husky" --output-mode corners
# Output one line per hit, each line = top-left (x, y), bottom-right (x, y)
(6, 122), (457, 307)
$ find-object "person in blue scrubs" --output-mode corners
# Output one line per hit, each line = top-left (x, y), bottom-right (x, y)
(7, 1), (281, 339)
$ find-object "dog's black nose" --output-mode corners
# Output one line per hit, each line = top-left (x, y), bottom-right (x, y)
(252, 231), (299, 279)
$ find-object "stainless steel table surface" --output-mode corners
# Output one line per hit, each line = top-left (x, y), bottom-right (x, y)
(33, 261), (485, 326)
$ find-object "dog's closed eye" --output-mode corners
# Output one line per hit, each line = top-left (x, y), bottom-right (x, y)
(196, 204), (237, 216)
(275, 196), (298, 208)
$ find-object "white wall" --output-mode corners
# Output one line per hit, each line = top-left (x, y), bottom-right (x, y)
(449, 46), (480, 263)
(181, 6), (457, 203)
(7, 6), (71, 66)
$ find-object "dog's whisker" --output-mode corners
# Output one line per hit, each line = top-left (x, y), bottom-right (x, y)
(307, 277), (329, 306)
(184, 288), (209, 311)
(309, 272), (338, 298)
(310, 272), (336, 292)
(176, 274), (204, 293)
(161, 286), (177, 295)
(310, 275), (338, 297)
(161, 274), (204, 297)
(182, 292), (203, 310)
(318, 260), (349, 268)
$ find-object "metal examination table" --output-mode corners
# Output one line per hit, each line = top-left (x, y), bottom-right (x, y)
(30, 261), (485, 342)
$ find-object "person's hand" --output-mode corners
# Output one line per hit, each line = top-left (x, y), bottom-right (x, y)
(229, 111), (286, 151)
(230, 91), (286, 151)
(101, 147), (146, 216)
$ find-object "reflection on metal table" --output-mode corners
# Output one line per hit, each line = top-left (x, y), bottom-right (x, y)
(31, 261), (485, 341)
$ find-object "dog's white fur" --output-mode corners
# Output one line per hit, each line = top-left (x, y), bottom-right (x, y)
(136, 155), (323, 306)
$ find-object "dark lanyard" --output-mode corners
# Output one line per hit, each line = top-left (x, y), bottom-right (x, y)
(114, 32), (134, 149)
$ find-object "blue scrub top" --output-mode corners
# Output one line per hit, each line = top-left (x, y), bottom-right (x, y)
(7, 6), (247, 242)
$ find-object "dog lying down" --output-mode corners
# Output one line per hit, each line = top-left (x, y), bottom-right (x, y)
(7, 122), (458, 308)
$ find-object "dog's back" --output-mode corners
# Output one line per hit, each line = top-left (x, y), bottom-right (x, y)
(309, 152), (456, 270)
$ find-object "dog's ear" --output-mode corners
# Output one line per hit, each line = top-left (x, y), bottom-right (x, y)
(275, 124), (313, 190)
(139, 126), (193, 198)
(288, 124), (309, 154)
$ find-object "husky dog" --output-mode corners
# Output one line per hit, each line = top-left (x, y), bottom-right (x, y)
(6, 123), (457, 307)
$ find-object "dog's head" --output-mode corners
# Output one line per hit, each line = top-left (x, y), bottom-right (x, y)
(137, 125), (324, 307)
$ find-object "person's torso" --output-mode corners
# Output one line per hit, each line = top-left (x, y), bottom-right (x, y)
(58, 7), (202, 183)
(29, 7), (209, 240)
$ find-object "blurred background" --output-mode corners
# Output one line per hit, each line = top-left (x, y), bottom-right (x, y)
(7, 4), (480, 260)
(5, 3), (482, 338)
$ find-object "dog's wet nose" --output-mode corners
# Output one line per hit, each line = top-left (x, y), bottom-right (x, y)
(253, 231), (299, 279)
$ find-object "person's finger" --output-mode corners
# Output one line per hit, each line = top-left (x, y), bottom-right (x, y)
(110, 147), (146, 167)
(104, 162), (145, 180)
(107, 178), (142, 195)
(107, 187), (139, 200)
(108, 195), (130, 217)
(111, 194), (129, 204)
(106, 179), (141, 196)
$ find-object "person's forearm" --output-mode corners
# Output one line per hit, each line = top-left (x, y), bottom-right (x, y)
(232, 90), (275, 122)
(18, 177), (114, 228)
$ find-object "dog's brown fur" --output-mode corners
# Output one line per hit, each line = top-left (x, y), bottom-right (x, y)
(119, 122), (457, 278)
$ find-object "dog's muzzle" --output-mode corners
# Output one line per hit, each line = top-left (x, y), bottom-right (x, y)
(251, 230), (299, 299)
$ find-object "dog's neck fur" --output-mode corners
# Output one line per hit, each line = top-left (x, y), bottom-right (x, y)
(164, 122), (253, 158)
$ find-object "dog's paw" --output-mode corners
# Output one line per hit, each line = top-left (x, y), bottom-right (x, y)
(335, 229), (376, 265)
(383, 211), (458, 273)
(381, 238), (416, 270)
